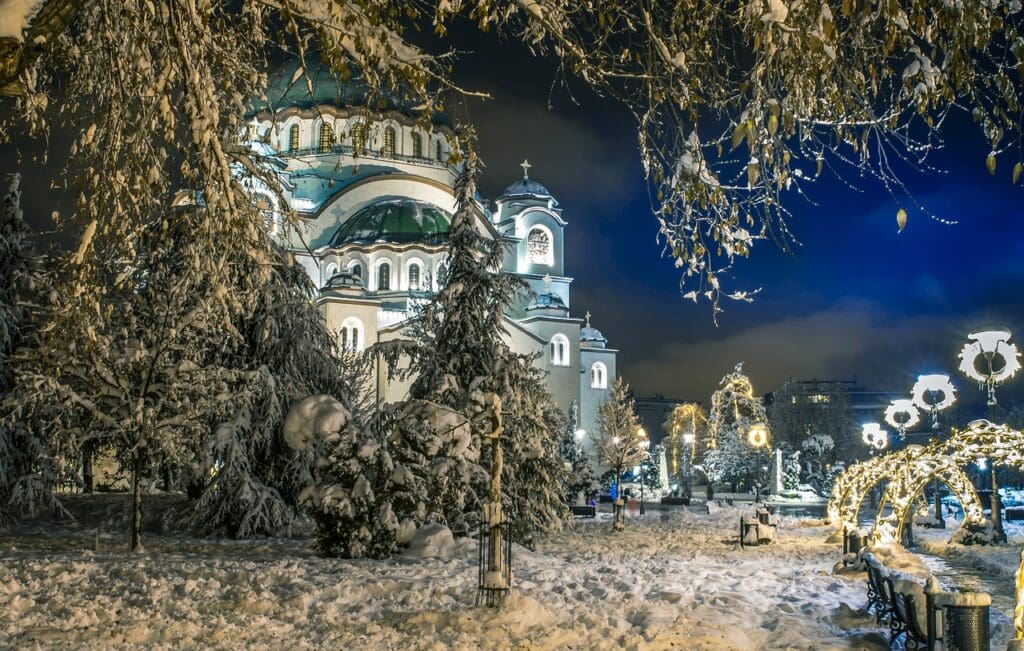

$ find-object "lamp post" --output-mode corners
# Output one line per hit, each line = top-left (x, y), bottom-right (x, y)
(682, 431), (695, 499)
(958, 329), (1021, 544)
(638, 430), (650, 516)
(747, 422), (770, 502)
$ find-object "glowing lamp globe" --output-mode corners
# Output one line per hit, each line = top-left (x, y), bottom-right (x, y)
(910, 374), (957, 412)
(884, 399), (921, 432)
(747, 422), (769, 448)
(958, 329), (1021, 405)
(861, 423), (889, 450)
(574, 428), (586, 441)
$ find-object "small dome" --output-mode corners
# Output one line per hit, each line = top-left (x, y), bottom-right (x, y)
(498, 177), (552, 200)
(323, 270), (365, 290)
(580, 326), (606, 343)
(527, 292), (568, 314)
(330, 199), (452, 246)
(580, 311), (607, 348)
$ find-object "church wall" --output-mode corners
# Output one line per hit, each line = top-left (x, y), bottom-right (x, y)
(519, 319), (582, 418)
(578, 348), (617, 457)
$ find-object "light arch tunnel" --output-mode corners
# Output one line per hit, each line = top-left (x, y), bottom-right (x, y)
(829, 420), (1024, 544)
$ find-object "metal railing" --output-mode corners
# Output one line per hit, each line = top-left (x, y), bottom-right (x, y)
(284, 143), (452, 169)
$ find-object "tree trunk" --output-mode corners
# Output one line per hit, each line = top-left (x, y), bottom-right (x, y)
(82, 446), (94, 494)
(162, 464), (173, 492)
(131, 450), (144, 552)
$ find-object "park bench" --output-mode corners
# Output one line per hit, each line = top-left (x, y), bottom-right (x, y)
(570, 505), (596, 518)
(861, 554), (991, 651)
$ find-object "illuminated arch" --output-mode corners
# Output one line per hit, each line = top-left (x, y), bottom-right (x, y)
(870, 449), (984, 545)
(834, 449), (919, 534)
(827, 455), (888, 527)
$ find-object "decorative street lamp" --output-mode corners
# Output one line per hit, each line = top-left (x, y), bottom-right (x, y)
(958, 329), (1021, 406)
(682, 431), (695, 498)
(884, 399), (921, 436)
(747, 422), (770, 502)
(958, 328), (1021, 543)
(638, 430), (650, 516)
(910, 373), (957, 429)
(861, 422), (889, 451)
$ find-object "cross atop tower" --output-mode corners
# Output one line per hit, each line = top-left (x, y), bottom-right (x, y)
(584, 311), (592, 328)
(520, 159), (531, 180)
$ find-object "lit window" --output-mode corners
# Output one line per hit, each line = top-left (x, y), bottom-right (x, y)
(550, 333), (570, 367)
(527, 227), (553, 266)
(408, 262), (421, 290)
(377, 262), (391, 291)
(340, 317), (364, 352)
(351, 122), (367, 154)
(412, 132), (423, 158)
(288, 124), (300, 151)
(383, 126), (396, 157)
(318, 123), (334, 152)
(591, 362), (608, 389)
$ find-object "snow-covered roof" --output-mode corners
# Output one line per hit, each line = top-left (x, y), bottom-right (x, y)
(498, 178), (552, 201)
(580, 326), (607, 348)
(526, 291), (568, 315)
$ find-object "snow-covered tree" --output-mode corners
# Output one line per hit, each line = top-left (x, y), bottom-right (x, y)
(703, 363), (768, 490)
(563, 427), (599, 506)
(0, 174), (63, 522)
(591, 377), (646, 499)
(185, 251), (374, 538)
(783, 451), (801, 492)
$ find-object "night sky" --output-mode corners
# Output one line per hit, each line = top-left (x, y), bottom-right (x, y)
(4, 19), (1023, 415)
(439, 21), (1024, 411)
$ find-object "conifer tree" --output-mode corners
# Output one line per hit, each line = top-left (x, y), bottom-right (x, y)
(703, 364), (768, 491)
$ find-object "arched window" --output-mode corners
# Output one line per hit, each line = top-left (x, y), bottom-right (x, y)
(549, 333), (570, 367)
(377, 261), (391, 291)
(348, 260), (362, 280)
(340, 317), (364, 352)
(288, 124), (300, 151)
(318, 123), (334, 152)
(590, 362), (608, 389)
(408, 262), (421, 290)
(383, 126), (396, 157)
(323, 262), (338, 285)
(351, 122), (367, 154)
(435, 140), (443, 162)
(411, 132), (423, 158)
(527, 226), (553, 266)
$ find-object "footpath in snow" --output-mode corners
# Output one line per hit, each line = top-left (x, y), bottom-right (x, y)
(1, 501), (889, 649)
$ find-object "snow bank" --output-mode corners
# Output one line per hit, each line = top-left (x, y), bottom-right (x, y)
(0, 506), (889, 648)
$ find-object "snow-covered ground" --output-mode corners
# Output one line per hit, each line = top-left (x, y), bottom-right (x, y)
(0, 498), (891, 649)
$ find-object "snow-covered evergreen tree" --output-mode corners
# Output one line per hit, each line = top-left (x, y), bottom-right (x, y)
(563, 425), (599, 505)
(783, 451), (801, 492)
(662, 403), (708, 484)
(0, 173), (63, 523)
(702, 364), (768, 490)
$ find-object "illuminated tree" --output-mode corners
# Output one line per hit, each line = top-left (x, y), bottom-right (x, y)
(703, 363), (768, 490)
(662, 403), (707, 481)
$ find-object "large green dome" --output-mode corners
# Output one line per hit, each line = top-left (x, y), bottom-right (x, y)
(251, 57), (452, 127)
(330, 199), (452, 246)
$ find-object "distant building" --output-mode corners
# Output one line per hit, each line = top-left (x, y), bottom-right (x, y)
(764, 379), (897, 421)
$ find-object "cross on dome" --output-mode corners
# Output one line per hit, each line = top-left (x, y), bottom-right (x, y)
(520, 159), (531, 180)
(543, 273), (552, 290)
(584, 311), (592, 328)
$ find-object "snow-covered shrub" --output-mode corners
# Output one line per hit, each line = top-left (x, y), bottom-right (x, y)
(950, 518), (997, 546)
